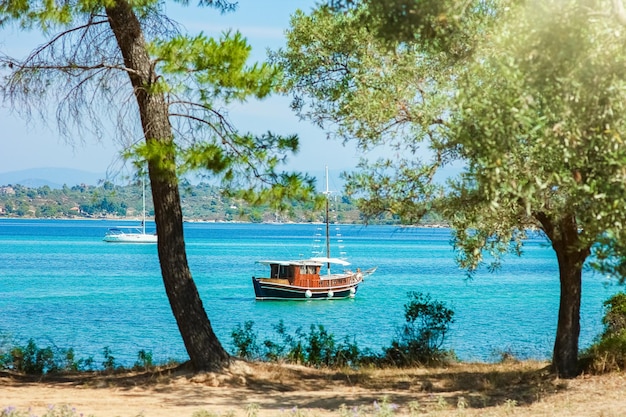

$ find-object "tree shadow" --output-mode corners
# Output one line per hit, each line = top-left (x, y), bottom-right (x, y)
(0, 360), (573, 414)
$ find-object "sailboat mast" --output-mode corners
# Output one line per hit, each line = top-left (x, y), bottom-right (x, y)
(142, 176), (146, 235)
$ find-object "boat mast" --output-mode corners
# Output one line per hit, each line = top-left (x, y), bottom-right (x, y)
(324, 166), (331, 274)
(142, 175), (146, 235)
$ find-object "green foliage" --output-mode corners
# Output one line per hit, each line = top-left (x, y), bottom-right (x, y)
(275, 6), (448, 145)
(448, 0), (626, 272)
(101, 346), (117, 371)
(589, 237), (626, 285)
(134, 349), (154, 370)
(602, 292), (626, 338)
(273, 4), (455, 225)
(0, 338), (161, 374)
(232, 295), (454, 369)
(231, 320), (362, 368)
(383, 292), (455, 366)
(582, 292), (626, 373)
(303, 324), (336, 367)
(150, 31), (278, 102)
(8, 339), (57, 374)
(262, 319), (304, 363)
(231, 321), (260, 360)
(0, 339), (95, 375)
(335, 0), (501, 60)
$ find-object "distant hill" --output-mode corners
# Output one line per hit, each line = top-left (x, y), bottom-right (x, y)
(0, 165), (460, 190)
(0, 167), (347, 191)
(0, 168), (107, 188)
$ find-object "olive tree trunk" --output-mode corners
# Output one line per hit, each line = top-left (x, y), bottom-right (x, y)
(105, 0), (230, 371)
(538, 212), (590, 378)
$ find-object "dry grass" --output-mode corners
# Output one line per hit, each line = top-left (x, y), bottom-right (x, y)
(1, 360), (625, 416)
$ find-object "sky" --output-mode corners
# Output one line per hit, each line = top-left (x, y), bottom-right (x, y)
(0, 1), (370, 182)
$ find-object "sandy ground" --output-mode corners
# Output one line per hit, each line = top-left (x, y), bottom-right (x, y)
(2, 360), (626, 417)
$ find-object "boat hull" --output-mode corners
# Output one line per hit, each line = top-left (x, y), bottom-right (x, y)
(252, 277), (360, 300)
(103, 231), (157, 243)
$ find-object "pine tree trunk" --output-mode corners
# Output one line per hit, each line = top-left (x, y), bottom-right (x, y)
(537, 212), (589, 378)
(105, 0), (230, 371)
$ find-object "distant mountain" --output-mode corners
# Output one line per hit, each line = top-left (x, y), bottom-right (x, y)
(0, 165), (462, 190)
(0, 168), (107, 188)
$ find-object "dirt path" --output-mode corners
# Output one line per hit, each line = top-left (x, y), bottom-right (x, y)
(2, 361), (625, 417)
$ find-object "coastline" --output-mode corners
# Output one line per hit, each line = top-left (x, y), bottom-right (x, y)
(0, 216), (449, 228)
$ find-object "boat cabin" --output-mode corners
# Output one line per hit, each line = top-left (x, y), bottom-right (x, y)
(259, 260), (322, 285)
(256, 257), (355, 287)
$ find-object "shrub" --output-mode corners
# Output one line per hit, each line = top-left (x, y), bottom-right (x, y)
(333, 335), (362, 368)
(582, 292), (626, 373)
(12, 339), (57, 374)
(382, 292), (455, 366)
(304, 324), (336, 366)
(102, 346), (117, 371)
(262, 320), (291, 362)
(0, 337), (163, 374)
(134, 349), (154, 370)
(265, 320), (305, 364)
(229, 294), (455, 369)
(0, 339), (60, 374)
(601, 292), (626, 337)
(232, 321), (260, 360)
(230, 320), (361, 368)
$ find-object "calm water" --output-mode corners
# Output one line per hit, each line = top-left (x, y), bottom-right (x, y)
(0, 219), (620, 366)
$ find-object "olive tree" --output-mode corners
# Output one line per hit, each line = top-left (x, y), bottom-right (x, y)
(275, 0), (626, 377)
(0, 0), (314, 371)
(447, 0), (626, 377)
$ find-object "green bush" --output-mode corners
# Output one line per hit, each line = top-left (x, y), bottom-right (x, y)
(12, 339), (57, 374)
(231, 321), (260, 360)
(601, 292), (626, 337)
(0, 339), (64, 374)
(582, 292), (626, 373)
(134, 349), (154, 370)
(230, 294), (456, 369)
(262, 320), (293, 362)
(265, 320), (305, 364)
(304, 324), (335, 366)
(382, 292), (455, 366)
(102, 346), (117, 371)
(230, 320), (361, 368)
(0, 338), (154, 374)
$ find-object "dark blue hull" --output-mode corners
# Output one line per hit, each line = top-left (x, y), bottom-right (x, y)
(252, 277), (359, 300)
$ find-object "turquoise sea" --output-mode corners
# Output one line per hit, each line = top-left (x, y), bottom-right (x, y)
(0, 219), (621, 367)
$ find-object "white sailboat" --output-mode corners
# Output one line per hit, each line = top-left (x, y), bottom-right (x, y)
(103, 177), (157, 243)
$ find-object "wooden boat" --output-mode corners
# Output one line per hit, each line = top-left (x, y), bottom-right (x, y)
(252, 167), (376, 300)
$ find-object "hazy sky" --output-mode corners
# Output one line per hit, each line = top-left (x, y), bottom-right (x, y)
(0, 1), (367, 179)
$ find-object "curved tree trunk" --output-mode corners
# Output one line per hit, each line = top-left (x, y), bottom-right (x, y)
(537, 212), (589, 378)
(105, 0), (230, 371)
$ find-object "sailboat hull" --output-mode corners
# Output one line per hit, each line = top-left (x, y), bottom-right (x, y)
(103, 228), (157, 243)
